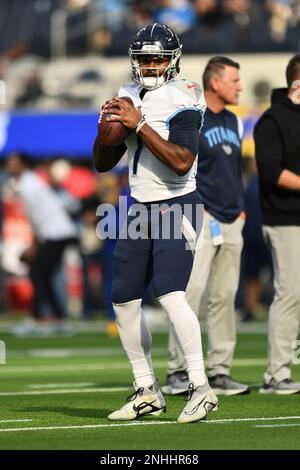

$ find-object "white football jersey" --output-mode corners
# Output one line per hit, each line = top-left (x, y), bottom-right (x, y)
(118, 79), (206, 203)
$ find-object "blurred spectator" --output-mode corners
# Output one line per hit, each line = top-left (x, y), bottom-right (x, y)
(223, 0), (252, 14)
(40, 159), (82, 218)
(266, 0), (293, 42)
(1, 0), (300, 58)
(33, 159), (80, 319)
(153, 0), (197, 34)
(127, 0), (154, 30)
(265, 0), (300, 49)
(79, 194), (103, 320)
(218, 0), (269, 52)
(194, 0), (219, 19)
(0, 169), (5, 313)
(78, 171), (129, 336)
(193, 0), (222, 28)
(6, 153), (78, 335)
(96, 0), (129, 32)
(15, 72), (44, 108)
(95, 172), (123, 337)
(67, 0), (91, 9)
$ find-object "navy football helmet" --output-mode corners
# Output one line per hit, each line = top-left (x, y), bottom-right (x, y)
(128, 23), (182, 90)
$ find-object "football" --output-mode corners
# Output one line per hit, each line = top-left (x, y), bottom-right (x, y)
(98, 96), (133, 146)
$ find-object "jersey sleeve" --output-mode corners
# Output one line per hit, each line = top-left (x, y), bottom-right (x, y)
(170, 80), (207, 115)
(118, 82), (143, 107)
(168, 109), (202, 156)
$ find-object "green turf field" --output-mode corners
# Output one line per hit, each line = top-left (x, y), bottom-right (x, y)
(0, 327), (300, 450)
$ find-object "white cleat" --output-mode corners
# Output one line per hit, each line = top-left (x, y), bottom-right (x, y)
(177, 381), (219, 424)
(108, 380), (166, 421)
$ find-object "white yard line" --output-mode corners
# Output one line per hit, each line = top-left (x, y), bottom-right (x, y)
(0, 320), (269, 334)
(1, 416), (300, 433)
(0, 387), (130, 397)
(0, 363), (135, 373)
(202, 416), (300, 424)
(7, 347), (267, 365)
(0, 358), (266, 374)
(8, 347), (167, 359)
(256, 423), (300, 429)
(27, 382), (95, 389)
(0, 420), (33, 423)
(0, 421), (175, 433)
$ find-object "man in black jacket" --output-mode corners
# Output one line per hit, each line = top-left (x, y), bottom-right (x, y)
(254, 54), (300, 394)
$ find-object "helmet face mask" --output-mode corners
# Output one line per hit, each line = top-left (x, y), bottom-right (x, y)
(129, 24), (182, 90)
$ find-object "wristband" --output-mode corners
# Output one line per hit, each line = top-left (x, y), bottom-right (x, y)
(135, 115), (146, 133)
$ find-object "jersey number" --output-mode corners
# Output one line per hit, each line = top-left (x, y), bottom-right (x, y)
(132, 136), (143, 175)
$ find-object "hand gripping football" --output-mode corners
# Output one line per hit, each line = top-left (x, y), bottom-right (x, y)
(98, 96), (133, 146)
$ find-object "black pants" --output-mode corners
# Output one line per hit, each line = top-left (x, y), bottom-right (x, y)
(30, 238), (76, 319)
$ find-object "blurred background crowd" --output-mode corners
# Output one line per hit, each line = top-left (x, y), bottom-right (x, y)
(1, 0), (300, 58)
(1, 0), (293, 336)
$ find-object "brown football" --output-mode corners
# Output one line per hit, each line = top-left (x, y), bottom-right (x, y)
(98, 96), (133, 146)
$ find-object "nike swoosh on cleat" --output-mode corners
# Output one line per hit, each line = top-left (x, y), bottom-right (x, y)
(184, 397), (205, 415)
(184, 398), (217, 416)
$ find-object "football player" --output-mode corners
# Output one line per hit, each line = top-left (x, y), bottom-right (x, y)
(93, 23), (218, 423)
